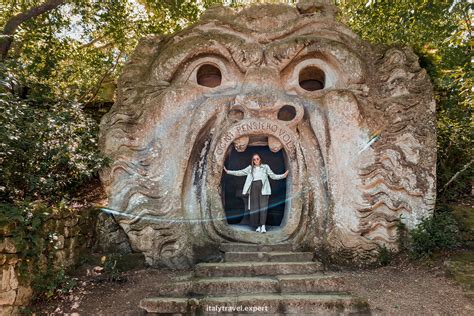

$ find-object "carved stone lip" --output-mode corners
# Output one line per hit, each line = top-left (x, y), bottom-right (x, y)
(212, 119), (297, 165)
(206, 118), (302, 244)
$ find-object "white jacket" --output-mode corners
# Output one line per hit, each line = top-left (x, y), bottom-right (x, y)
(225, 163), (287, 196)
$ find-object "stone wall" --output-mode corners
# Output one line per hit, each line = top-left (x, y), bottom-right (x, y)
(0, 208), (130, 315)
(0, 236), (31, 315)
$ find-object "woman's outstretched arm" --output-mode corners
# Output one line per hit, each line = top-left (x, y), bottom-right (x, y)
(224, 165), (251, 176)
(266, 165), (289, 180)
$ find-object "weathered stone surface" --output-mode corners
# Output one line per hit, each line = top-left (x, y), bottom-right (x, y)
(63, 216), (79, 228)
(94, 212), (132, 254)
(139, 297), (189, 314)
(1, 266), (18, 291)
(0, 239), (16, 254)
(0, 223), (15, 237)
(0, 289), (16, 306)
(196, 261), (322, 277)
(4, 255), (18, 266)
(156, 274), (346, 297)
(0, 305), (17, 316)
(140, 293), (369, 315)
(99, 0), (436, 267)
(277, 274), (347, 293)
(14, 285), (32, 306)
(225, 251), (313, 262)
(0, 204), (103, 312)
(220, 243), (293, 253)
(139, 240), (369, 314)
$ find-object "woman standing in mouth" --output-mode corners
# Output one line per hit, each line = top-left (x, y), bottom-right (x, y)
(224, 153), (289, 233)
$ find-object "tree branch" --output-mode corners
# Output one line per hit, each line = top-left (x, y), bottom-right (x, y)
(442, 158), (474, 192)
(0, 0), (65, 60)
(78, 51), (123, 104)
(78, 34), (107, 49)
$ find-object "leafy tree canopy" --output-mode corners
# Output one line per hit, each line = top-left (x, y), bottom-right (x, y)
(338, 0), (473, 200)
(1, 0), (472, 203)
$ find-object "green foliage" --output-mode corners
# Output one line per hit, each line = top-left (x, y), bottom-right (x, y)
(1, 0), (222, 103)
(0, 200), (80, 303)
(0, 92), (108, 202)
(101, 254), (124, 282)
(410, 211), (461, 259)
(31, 267), (77, 301)
(376, 244), (394, 266)
(338, 0), (473, 200)
(0, 202), (49, 283)
(374, 216), (409, 266)
(0, 201), (73, 279)
(448, 204), (474, 248)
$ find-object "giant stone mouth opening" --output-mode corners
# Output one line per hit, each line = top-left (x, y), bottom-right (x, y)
(221, 140), (288, 230)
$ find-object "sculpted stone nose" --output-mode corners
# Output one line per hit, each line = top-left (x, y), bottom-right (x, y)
(235, 66), (282, 111)
(233, 67), (303, 128)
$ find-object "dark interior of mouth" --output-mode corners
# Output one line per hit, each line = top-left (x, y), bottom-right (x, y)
(221, 144), (287, 228)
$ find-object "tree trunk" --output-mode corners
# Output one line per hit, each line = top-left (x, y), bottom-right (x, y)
(0, 0), (65, 60)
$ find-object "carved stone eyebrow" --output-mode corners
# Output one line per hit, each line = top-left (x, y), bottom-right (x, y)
(150, 29), (258, 84)
(265, 35), (365, 84)
(149, 20), (366, 86)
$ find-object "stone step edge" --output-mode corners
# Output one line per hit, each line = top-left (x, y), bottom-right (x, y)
(224, 251), (313, 254)
(219, 242), (292, 246)
(154, 274), (347, 297)
(224, 252), (314, 263)
(195, 261), (323, 277)
(219, 243), (294, 252)
(139, 293), (369, 314)
(196, 261), (320, 267)
(172, 273), (342, 283)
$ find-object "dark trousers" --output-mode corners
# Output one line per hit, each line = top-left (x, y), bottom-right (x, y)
(249, 180), (269, 227)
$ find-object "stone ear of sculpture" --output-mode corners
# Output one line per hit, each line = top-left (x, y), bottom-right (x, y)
(322, 46), (436, 261)
(99, 3), (436, 268)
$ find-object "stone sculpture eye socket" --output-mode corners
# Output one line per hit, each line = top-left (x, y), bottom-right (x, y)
(197, 64), (222, 88)
(299, 66), (325, 91)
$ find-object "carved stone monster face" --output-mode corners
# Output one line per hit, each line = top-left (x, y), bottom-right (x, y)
(99, 2), (436, 268)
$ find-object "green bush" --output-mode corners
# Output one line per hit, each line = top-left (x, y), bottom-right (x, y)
(32, 267), (77, 301)
(0, 201), (79, 300)
(102, 254), (125, 282)
(410, 211), (461, 258)
(0, 93), (108, 203)
(0, 202), (49, 277)
(376, 244), (395, 266)
(0, 65), (108, 302)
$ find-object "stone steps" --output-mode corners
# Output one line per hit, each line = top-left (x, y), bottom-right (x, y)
(139, 242), (370, 315)
(224, 251), (314, 262)
(140, 293), (370, 315)
(219, 242), (293, 253)
(196, 261), (323, 277)
(155, 274), (347, 297)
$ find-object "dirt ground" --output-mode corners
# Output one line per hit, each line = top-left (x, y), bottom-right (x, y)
(340, 256), (474, 315)
(30, 252), (474, 316)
